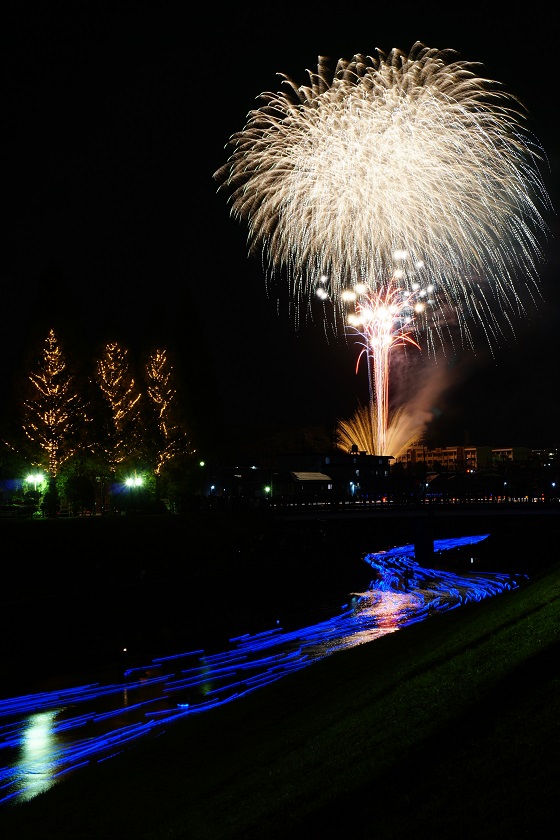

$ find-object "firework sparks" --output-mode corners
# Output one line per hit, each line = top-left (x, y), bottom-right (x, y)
(322, 249), (431, 455)
(336, 402), (424, 460)
(214, 43), (552, 453)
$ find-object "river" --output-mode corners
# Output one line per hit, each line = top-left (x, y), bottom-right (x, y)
(0, 531), (529, 806)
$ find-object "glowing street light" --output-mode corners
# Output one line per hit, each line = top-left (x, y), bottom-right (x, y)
(25, 473), (44, 492)
(123, 473), (144, 513)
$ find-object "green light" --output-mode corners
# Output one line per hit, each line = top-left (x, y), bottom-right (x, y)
(125, 476), (143, 487)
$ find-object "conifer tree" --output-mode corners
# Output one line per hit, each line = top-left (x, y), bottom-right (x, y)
(21, 329), (86, 476)
(94, 342), (143, 473)
(144, 348), (195, 475)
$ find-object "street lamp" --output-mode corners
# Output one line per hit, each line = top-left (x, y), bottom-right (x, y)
(25, 472), (44, 492)
(198, 461), (206, 495)
(123, 473), (144, 512)
(24, 472), (45, 515)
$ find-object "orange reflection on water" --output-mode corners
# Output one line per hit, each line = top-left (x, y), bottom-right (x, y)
(307, 590), (421, 658)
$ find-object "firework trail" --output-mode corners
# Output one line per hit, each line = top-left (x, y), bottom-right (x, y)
(336, 358), (454, 459)
(324, 258), (428, 455)
(214, 43), (552, 453)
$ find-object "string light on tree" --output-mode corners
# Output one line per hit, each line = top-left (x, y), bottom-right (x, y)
(95, 342), (142, 472)
(144, 349), (195, 476)
(21, 329), (86, 476)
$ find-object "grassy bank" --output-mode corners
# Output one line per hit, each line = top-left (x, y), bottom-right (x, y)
(1, 547), (557, 839)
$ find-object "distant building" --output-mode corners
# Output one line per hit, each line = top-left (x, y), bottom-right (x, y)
(204, 451), (392, 502)
(394, 444), (532, 471)
(200, 443), (557, 504)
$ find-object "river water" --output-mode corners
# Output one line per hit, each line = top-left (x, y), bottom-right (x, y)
(0, 532), (528, 807)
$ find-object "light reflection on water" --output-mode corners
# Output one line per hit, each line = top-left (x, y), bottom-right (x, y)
(18, 711), (60, 802)
(0, 534), (527, 806)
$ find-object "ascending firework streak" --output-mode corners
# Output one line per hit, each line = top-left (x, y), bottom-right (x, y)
(214, 43), (551, 454)
(319, 253), (430, 455)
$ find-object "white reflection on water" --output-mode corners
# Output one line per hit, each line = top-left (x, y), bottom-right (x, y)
(17, 711), (61, 802)
(309, 590), (418, 658)
(0, 533), (527, 806)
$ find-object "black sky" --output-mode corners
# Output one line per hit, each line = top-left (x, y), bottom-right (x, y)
(3, 3), (559, 455)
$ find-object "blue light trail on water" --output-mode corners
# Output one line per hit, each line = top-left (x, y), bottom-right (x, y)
(0, 534), (527, 806)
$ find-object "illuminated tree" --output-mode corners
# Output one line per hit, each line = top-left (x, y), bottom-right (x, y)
(21, 329), (87, 476)
(94, 342), (143, 473)
(144, 348), (195, 476)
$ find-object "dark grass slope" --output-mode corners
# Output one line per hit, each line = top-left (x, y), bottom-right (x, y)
(0, 510), (558, 839)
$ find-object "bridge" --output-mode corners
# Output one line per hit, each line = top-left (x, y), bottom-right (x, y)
(270, 499), (559, 520)
(270, 500), (559, 563)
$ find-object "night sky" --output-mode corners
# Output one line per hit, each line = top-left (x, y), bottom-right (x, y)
(3, 4), (559, 457)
